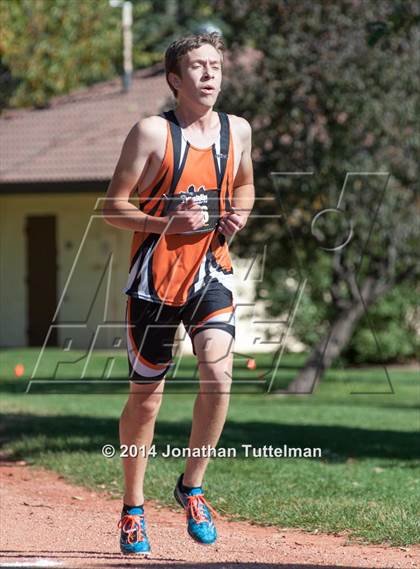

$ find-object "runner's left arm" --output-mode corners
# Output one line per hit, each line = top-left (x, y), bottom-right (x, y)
(218, 117), (254, 236)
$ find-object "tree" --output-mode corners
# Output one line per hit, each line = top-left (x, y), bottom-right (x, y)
(0, 0), (224, 111)
(0, 0), (123, 109)
(217, 0), (419, 391)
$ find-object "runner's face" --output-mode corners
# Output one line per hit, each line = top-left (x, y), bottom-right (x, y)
(175, 45), (222, 104)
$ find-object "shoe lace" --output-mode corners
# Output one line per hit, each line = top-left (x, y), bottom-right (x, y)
(118, 513), (145, 544)
(186, 493), (219, 524)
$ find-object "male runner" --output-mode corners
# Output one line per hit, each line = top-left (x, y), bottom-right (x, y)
(102, 32), (254, 555)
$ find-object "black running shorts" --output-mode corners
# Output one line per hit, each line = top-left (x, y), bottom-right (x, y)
(125, 280), (235, 384)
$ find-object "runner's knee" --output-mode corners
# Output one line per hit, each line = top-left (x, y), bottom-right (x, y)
(127, 389), (164, 419)
(198, 363), (233, 392)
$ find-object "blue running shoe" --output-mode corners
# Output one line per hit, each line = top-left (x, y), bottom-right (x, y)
(174, 473), (219, 544)
(118, 505), (151, 556)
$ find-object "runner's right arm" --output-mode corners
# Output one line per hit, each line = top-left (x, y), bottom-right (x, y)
(102, 118), (203, 234)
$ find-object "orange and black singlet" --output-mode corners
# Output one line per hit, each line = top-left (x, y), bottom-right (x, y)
(123, 109), (235, 306)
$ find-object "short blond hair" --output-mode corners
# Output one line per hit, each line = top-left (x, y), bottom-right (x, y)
(165, 32), (225, 98)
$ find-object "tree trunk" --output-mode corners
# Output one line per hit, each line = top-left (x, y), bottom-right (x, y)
(283, 301), (367, 394)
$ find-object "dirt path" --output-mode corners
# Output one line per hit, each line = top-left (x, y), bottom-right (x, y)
(0, 461), (418, 569)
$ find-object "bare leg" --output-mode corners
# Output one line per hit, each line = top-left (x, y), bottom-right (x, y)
(183, 329), (234, 487)
(119, 379), (165, 505)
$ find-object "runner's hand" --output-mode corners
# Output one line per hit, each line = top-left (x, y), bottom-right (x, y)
(166, 198), (205, 234)
(218, 207), (247, 237)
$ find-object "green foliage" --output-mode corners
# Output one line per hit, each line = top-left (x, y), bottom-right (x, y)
(217, 0), (419, 363)
(266, 274), (419, 362)
(0, 0), (121, 108)
(0, 0), (224, 110)
(344, 284), (420, 364)
(132, 0), (227, 66)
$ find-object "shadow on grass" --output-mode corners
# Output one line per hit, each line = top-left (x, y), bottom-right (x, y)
(1, 375), (418, 412)
(0, 377), (265, 395)
(1, 412), (419, 462)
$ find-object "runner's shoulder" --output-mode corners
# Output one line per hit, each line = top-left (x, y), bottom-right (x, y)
(133, 114), (167, 148)
(227, 114), (252, 141)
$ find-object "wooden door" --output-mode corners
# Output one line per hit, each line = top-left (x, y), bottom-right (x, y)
(26, 215), (58, 346)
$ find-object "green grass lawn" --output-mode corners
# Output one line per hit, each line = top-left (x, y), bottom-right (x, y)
(0, 348), (419, 546)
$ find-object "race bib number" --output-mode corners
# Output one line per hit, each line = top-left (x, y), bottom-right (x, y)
(163, 187), (220, 235)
